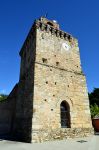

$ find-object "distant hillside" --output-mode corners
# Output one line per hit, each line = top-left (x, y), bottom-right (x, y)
(0, 94), (8, 101)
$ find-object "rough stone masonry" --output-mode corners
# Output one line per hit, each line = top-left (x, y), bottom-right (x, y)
(0, 17), (93, 143)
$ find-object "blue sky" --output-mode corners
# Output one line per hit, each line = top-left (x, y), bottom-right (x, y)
(0, 0), (99, 94)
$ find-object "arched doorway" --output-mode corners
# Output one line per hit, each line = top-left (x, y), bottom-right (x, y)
(60, 101), (71, 128)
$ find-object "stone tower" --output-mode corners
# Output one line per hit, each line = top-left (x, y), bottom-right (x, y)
(14, 17), (93, 142)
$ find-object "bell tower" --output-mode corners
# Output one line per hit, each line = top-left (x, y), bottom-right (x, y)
(14, 17), (93, 142)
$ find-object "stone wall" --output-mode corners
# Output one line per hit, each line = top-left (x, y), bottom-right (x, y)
(33, 64), (92, 129)
(1, 17), (93, 143)
(32, 128), (93, 143)
(31, 18), (93, 142)
(35, 28), (81, 73)
(0, 84), (18, 135)
(13, 28), (36, 142)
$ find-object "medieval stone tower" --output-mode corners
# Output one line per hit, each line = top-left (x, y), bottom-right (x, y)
(13, 17), (93, 142)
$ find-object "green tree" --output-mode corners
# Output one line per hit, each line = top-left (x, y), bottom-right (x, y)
(89, 88), (99, 106)
(89, 88), (99, 118)
(0, 94), (8, 101)
(90, 104), (99, 118)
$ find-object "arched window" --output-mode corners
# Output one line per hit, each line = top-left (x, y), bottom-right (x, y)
(60, 101), (71, 128)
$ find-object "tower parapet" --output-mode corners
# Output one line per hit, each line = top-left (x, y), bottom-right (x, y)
(19, 17), (77, 57)
(35, 17), (73, 41)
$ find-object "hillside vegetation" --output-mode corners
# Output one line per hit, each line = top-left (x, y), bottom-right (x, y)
(0, 94), (8, 101)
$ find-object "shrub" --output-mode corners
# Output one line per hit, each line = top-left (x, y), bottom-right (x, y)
(90, 104), (99, 118)
(0, 94), (8, 101)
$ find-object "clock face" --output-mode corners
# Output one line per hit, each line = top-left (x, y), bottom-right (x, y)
(62, 42), (71, 52)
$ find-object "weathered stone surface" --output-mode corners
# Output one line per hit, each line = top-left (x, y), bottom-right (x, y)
(0, 17), (93, 143)
(0, 84), (18, 135)
(32, 128), (94, 143)
(30, 17), (93, 142)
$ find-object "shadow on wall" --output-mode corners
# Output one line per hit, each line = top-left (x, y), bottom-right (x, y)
(0, 26), (36, 143)
(0, 84), (18, 141)
(11, 36), (36, 143)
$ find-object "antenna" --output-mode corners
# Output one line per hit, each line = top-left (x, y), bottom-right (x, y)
(45, 12), (48, 18)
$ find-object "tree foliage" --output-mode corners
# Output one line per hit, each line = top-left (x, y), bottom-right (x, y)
(89, 88), (99, 106)
(90, 104), (99, 118)
(0, 94), (8, 101)
(89, 88), (99, 118)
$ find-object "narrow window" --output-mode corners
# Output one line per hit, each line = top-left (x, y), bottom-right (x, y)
(42, 58), (47, 63)
(60, 101), (71, 128)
